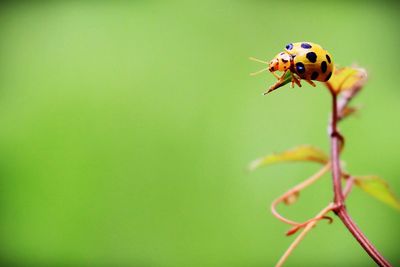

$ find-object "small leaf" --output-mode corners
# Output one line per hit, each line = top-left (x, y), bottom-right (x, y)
(286, 225), (302, 236)
(354, 176), (400, 211)
(264, 71), (292, 95)
(283, 191), (300, 205)
(325, 66), (367, 93)
(249, 145), (328, 171)
(340, 105), (360, 119)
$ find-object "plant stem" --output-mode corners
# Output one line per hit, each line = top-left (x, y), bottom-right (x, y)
(329, 90), (392, 267)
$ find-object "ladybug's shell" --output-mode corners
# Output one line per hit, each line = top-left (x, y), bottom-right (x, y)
(286, 42), (334, 82)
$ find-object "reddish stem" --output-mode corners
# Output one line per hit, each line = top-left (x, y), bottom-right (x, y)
(330, 92), (344, 206)
(336, 209), (390, 266)
(329, 90), (391, 267)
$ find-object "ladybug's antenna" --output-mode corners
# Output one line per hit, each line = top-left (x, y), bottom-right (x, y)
(249, 57), (269, 76)
(249, 57), (268, 64)
(250, 67), (269, 76)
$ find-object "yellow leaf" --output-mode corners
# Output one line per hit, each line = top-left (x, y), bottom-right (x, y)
(249, 145), (328, 171)
(325, 66), (367, 93)
(354, 176), (400, 211)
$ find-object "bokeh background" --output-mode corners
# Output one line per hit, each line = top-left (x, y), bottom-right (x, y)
(0, 1), (399, 266)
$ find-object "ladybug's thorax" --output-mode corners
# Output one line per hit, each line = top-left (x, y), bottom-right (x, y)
(269, 52), (291, 73)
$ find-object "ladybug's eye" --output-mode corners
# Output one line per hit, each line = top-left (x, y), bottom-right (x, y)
(285, 43), (293, 50)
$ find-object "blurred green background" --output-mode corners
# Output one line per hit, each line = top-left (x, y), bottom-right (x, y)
(0, 1), (399, 266)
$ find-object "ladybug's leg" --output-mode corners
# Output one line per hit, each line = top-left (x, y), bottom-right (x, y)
(305, 79), (316, 87)
(290, 73), (302, 88)
(278, 70), (288, 80)
(288, 56), (301, 88)
(271, 71), (280, 79)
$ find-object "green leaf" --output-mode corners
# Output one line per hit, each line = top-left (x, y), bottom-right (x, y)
(249, 145), (328, 171)
(353, 175), (400, 211)
(264, 70), (292, 95)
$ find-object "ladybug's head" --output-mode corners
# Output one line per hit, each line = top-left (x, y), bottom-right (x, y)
(269, 52), (291, 72)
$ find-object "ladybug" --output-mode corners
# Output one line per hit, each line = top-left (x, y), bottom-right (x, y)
(251, 42), (334, 93)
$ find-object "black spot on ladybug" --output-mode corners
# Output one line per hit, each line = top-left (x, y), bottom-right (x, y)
(306, 52), (317, 63)
(286, 43), (293, 50)
(321, 61), (327, 73)
(282, 58), (288, 63)
(295, 62), (305, 74)
(325, 72), (332, 81)
(280, 52), (285, 55)
(301, 43), (312, 49)
(311, 72), (319, 80)
(326, 54), (331, 63)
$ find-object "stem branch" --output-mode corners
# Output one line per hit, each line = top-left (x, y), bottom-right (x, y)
(271, 163), (331, 226)
(276, 203), (335, 267)
(329, 89), (391, 267)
